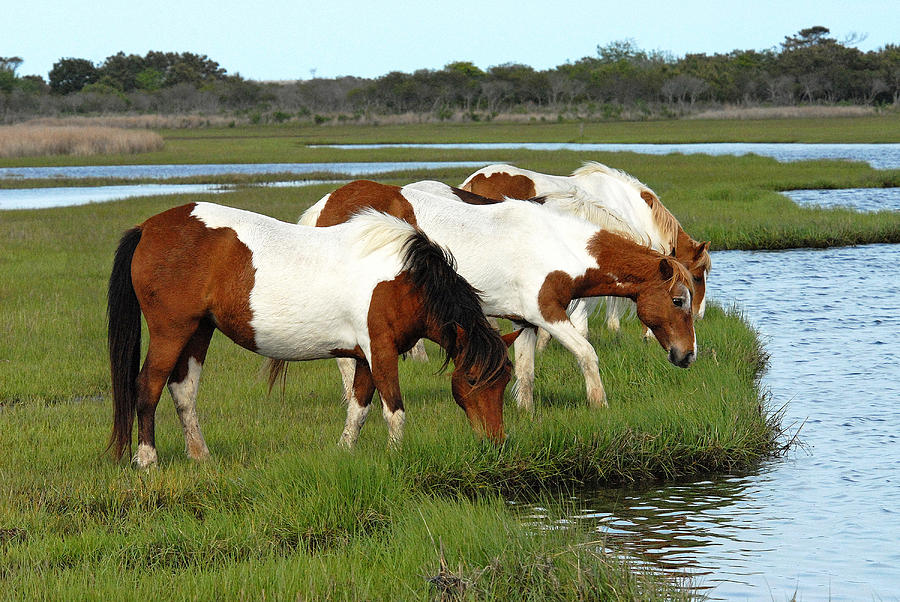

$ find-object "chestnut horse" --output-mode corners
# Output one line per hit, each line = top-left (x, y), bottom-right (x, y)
(300, 180), (696, 412)
(107, 202), (516, 468)
(461, 162), (711, 342)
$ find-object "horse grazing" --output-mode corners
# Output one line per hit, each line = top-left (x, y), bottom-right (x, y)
(107, 202), (516, 468)
(301, 180), (696, 411)
(461, 162), (711, 339)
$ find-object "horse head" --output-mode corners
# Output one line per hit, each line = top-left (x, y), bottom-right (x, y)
(634, 257), (697, 368)
(449, 328), (520, 442)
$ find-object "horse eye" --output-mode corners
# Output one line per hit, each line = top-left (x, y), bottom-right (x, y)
(673, 297), (684, 307)
(466, 376), (478, 386)
(693, 275), (703, 283)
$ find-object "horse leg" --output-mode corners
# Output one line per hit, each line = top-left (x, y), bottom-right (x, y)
(338, 359), (375, 448)
(134, 328), (196, 468)
(569, 298), (597, 338)
(406, 339), (429, 362)
(512, 327), (538, 412)
(336, 357), (357, 403)
(167, 320), (214, 461)
(534, 328), (552, 352)
(539, 319), (607, 408)
(605, 296), (623, 332)
(369, 352), (405, 448)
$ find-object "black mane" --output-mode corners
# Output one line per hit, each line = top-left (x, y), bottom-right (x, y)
(401, 231), (507, 383)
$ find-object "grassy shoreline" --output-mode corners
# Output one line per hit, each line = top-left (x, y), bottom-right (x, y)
(2, 180), (773, 599)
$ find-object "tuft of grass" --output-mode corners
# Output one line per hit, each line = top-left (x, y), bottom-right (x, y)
(0, 125), (164, 158)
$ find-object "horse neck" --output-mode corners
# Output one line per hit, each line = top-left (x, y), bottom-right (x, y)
(577, 231), (665, 299)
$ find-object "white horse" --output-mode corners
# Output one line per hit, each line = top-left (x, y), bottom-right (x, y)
(461, 162), (711, 347)
(301, 180), (697, 411)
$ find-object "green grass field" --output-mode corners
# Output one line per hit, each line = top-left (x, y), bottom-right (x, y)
(0, 117), (896, 598)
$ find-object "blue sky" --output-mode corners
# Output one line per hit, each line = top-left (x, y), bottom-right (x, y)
(7, 0), (898, 81)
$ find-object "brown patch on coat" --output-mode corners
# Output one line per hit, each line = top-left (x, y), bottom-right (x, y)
(316, 180), (417, 227)
(537, 271), (575, 323)
(640, 189), (656, 207)
(461, 172), (537, 200)
(329, 346), (365, 360)
(133, 203), (257, 351)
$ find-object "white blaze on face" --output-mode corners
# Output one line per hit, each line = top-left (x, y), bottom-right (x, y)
(698, 272), (708, 318)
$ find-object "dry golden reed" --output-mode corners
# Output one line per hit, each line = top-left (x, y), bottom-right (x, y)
(688, 105), (877, 120)
(0, 125), (164, 158)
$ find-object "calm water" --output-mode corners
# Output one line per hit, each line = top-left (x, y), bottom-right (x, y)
(0, 180), (344, 211)
(785, 187), (900, 212)
(313, 142), (900, 170)
(525, 235), (900, 596)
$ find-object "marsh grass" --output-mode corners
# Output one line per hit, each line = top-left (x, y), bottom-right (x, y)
(0, 125), (164, 158)
(1, 181), (771, 598)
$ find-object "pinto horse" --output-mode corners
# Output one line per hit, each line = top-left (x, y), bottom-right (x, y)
(300, 180), (697, 412)
(461, 162), (711, 341)
(107, 202), (516, 468)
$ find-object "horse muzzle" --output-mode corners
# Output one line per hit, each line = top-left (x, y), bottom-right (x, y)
(668, 348), (696, 368)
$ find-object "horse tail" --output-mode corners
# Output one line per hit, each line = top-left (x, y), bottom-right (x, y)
(106, 227), (143, 461)
(400, 230), (507, 384)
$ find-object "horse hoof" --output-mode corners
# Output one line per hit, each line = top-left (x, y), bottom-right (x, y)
(133, 444), (158, 469)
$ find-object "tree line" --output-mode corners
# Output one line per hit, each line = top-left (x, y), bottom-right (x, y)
(2, 27), (898, 124)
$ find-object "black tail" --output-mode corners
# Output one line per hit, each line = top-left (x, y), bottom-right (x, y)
(401, 231), (507, 384)
(107, 227), (143, 461)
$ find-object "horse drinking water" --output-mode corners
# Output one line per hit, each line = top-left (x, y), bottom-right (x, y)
(107, 202), (516, 468)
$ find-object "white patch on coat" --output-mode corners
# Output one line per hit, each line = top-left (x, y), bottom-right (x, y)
(168, 356), (209, 460)
(383, 405), (406, 448)
(190, 203), (412, 364)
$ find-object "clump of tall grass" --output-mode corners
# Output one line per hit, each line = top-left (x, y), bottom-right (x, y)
(688, 104), (879, 120)
(0, 125), (164, 158)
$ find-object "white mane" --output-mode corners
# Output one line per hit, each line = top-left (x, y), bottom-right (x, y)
(344, 208), (418, 258)
(538, 189), (648, 246)
(572, 161), (650, 193)
(572, 161), (681, 249)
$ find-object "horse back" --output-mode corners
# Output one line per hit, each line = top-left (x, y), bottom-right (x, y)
(314, 180), (418, 227)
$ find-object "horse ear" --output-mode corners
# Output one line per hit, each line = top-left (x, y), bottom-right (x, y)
(640, 190), (655, 208)
(501, 329), (522, 347)
(659, 258), (674, 281)
(695, 241), (711, 258)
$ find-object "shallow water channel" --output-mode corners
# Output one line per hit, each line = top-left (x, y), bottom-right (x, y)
(523, 190), (900, 599)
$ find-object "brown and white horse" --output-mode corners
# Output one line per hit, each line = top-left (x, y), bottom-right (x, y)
(461, 162), (711, 339)
(107, 202), (516, 468)
(300, 180), (697, 412)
